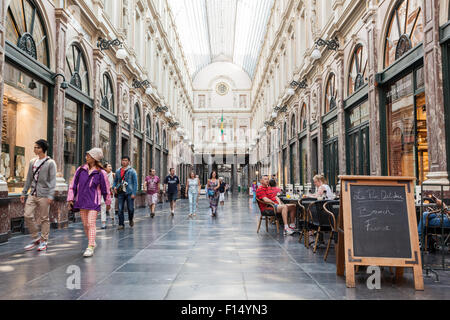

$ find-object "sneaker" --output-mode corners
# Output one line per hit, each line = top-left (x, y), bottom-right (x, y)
(284, 227), (294, 236)
(83, 246), (94, 257)
(117, 225), (124, 230)
(24, 238), (40, 251)
(37, 241), (48, 251)
(101, 224), (107, 229)
(289, 223), (296, 229)
(129, 220), (134, 227)
(150, 213), (155, 218)
(171, 212), (174, 217)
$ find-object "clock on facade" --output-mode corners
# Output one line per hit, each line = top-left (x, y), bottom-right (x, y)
(216, 82), (229, 95)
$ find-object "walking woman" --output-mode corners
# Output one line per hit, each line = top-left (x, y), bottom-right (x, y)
(185, 171), (201, 218)
(207, 171), (220, 217)
(67, 148), (111, 257)
(218, 177), (226, 206)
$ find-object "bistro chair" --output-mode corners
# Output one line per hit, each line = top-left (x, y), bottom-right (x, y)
(322, 200), (340, 261)
(256, 198), (280, 234)
(298, 197), (318, 247)
(307, 200), (332, 253)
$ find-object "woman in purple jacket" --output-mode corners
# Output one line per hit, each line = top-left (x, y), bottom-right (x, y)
(67, 148), (111, 257)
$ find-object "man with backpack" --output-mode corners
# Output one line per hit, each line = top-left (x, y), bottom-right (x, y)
(21, 139), (57, 251)
(113, 156), (138, 230)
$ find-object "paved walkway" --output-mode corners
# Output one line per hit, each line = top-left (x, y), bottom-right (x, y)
(0, 195), (448, 300)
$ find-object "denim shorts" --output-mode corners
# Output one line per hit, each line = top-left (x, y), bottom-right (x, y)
(167, 193), (177, 202)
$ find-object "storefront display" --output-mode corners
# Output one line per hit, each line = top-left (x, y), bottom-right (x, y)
(385, 69), (428, 184)
(2, 63), (48, 194)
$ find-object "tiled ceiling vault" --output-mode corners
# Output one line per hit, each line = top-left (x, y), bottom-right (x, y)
(168, 0), (274, 79)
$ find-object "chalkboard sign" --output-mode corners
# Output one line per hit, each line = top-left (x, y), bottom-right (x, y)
(336, 176), (424, 290)
(350, 185), (411, 258)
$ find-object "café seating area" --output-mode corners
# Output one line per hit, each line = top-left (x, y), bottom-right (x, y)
(255, 190), (342, 261)
(255, 186), (450, 264)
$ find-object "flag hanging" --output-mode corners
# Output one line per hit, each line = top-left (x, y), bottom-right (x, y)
(220, 110), (224, 141)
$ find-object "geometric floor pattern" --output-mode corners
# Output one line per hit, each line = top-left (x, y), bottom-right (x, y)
(0, 195), (449, 300)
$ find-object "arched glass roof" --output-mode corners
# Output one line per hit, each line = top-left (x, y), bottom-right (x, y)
(168, 0), (274, 79)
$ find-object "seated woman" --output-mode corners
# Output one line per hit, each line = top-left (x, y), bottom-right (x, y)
(311, 174), (334, 200)
(418, 195), (450, 242)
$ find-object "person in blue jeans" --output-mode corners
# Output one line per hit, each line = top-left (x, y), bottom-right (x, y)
(418, 196), (450, 243)
(112, 156), (138, 230)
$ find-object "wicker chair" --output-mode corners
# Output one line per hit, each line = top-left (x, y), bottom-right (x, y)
(256, 198), (280, 233)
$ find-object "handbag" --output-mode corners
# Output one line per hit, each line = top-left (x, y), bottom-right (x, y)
(208, 189), (215, 197)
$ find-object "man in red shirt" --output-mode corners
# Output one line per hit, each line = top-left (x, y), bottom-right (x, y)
(256, 175), (297, 235)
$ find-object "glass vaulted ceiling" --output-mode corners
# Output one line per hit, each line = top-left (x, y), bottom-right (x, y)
(169, 0), (274, 79)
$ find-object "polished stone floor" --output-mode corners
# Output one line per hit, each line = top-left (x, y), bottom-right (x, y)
(0, 195), (449, 300)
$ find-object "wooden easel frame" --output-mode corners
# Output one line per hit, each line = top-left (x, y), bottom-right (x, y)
(336, 175), (424, 290)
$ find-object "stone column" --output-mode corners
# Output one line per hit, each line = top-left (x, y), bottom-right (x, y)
(53, 8), (69, 175)
(92, 49), (104, 148)
(116, 73), (126, 169)
(364, 5), (382, 176)
(50, 8), (70, 228)
(336, 50), (346, 177)
(422, 0), (449, 185)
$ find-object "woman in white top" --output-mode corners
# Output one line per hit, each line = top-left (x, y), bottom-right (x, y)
(312, 174), (334, 200)
(185, 171), (201, 218)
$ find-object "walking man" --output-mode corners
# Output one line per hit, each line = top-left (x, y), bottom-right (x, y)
(164, 168), (180, 216)
(144, 168), (160, 218)
(21, 139), (57, 251)
(113, 156), (138, 229)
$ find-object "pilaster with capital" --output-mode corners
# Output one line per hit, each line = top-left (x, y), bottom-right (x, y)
(422, 0), (449, 184)
(364, 6), (382, 176)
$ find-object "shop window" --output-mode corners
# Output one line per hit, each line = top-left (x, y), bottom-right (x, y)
(134, 103), (141, 131)
(290, 114), (296, 138)
(101, 73), (114, 113)
(163, 130), (167, 149)
(386, 71), (428, 184)
(325, 73), (337, 114)
(346, 101), (370, 175)
(324, 119), (339, 190)
(299, 138), (308, 186)
(348, 44), (368, 96)
(299, 103), (307, 131)
(2, 63), (48, 194)
(66, 43), (90, 95)
(146, 115), (152, 138)
(6, 0), (49, 67)
(155, 123), (160, 145)
(99, 118), (114, 167)
(384, 0), (423, 68)
(63, 98), (91, 183)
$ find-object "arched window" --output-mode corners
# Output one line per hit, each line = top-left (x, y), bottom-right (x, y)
(66, 43), (90, 95)
(146, 115), (152, 138)
(290, 114), (296, 138)
(163, 130), (167, 148)
(283, 122), (287, 144)
(299, 103), (307, 131)
(384, 0), (423, 68)
(348, 44), (368, 96)
(134, 103), (141, 131)
(325, 73), (337, 114)
(6, 0), (49, 66)
(101, 73), (114, 113)
(155, 122), (160, 145)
